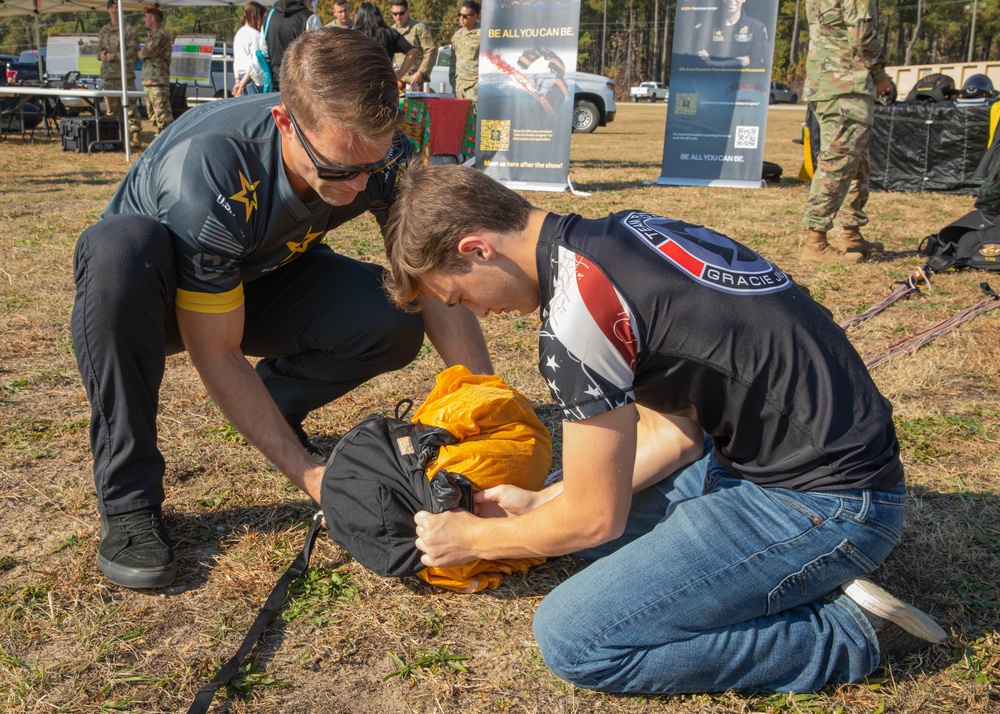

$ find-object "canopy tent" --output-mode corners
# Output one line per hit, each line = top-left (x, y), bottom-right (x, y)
(0, 0), (276, 15)
(0, 0), (274, 157)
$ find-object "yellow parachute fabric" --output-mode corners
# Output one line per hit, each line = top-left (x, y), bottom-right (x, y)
(412, 365), (552, 592)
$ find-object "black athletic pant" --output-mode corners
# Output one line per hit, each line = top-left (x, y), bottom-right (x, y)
(71, 214), (425, 516)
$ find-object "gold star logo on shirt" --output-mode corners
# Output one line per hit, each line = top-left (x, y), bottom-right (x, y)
(230, 171), (260, 222)
(281, 226), (324, 263)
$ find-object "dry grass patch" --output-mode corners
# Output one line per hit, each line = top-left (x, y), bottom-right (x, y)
(1, 105), (999, 712)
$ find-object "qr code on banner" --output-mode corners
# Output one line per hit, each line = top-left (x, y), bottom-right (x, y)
(734, 126), (759, 149)
(480, 119), (511, 152)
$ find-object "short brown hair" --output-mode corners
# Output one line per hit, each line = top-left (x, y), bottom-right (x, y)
(384, 164), (533, 308)
(280, 28), (402, 143)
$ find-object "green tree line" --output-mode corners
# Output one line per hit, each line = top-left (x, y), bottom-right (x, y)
(580, 0), (998, 93)
(2, 0), (996, 95)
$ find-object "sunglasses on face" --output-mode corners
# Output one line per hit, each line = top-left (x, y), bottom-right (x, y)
(391, 10), (407, 15)
(459, 12), (475, 18)
(286, 109), (402, 182)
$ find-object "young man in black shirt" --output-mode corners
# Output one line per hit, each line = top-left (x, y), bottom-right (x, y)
(381, 163), (947, 695)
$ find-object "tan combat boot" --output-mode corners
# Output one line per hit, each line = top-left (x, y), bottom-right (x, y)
(130, 131), (142, 148)
(801, 229), (863, 265)
(838, 227), (884, 260)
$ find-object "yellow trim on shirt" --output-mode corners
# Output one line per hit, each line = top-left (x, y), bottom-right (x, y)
(175, 285), (245, 314)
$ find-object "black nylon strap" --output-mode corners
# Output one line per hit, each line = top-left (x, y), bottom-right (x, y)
(187, 511), (326, 714)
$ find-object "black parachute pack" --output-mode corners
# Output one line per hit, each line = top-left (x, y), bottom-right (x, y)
(188, 399), (473, 713)
(905, 73), (956, 103)
(920, 209), (1000, 273)
(319, 399), (474, 577)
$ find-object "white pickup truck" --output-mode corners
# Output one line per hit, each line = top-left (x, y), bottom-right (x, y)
(629, 81), (669, 102)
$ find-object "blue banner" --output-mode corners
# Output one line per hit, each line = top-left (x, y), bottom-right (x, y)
(476, 1), (581, 192)
(658, 0), (779, 188)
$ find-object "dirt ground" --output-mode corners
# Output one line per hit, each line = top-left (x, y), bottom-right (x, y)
(1, 104), (999, 713)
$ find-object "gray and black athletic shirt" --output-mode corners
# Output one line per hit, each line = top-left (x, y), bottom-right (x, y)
(104, 93), (413, 315)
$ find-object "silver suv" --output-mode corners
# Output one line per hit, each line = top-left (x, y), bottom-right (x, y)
(429, 45), (616, 133)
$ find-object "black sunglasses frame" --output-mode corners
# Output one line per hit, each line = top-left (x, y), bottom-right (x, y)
(286, 109), (402, 182)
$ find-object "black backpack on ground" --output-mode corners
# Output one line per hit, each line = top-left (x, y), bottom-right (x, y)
(188, 399), (474, 713)
(920, 209), (1000, 273)
(905, 73), (956, 103)
(319, 399), (474, 577)
(762, 161), (783, 184)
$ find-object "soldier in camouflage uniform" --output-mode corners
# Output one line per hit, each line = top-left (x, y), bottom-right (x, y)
(139, 7), (173, 137)
(449, 0), (480, 106)
(802, 0), (892, 264)
(99, 0), (142, 146)
(391, 0), (437, 90)
(325, 0), (354, 29)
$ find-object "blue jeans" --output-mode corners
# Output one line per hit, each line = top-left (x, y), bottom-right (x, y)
(532, 437), (906, 694)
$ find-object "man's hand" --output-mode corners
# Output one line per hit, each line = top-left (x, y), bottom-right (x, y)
(875, 75), (892, 97)
(414, 509), (481, 567)
(410, 70), (425, 87)
(474, 484), (544, 518)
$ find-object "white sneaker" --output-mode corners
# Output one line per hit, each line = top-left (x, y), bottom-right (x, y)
(842, 578), (948, 657)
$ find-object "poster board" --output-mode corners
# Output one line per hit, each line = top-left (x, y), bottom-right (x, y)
(657, 0), (779, 188)
(170, 34), (215, 83)
(46, 35), (101, 77)
(476, 2), (581, 192)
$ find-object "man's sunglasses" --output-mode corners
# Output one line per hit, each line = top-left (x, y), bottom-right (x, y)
(391, 10), (407, 15)
(459, 12), (476, 18)
(287, 109), (402, 181)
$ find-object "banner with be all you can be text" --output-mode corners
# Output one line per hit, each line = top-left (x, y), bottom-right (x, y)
(658, 0), (779, 188)
(477, 0), (581, 192)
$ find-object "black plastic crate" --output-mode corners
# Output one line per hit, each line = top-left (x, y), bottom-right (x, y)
(60, 117), (122, 153)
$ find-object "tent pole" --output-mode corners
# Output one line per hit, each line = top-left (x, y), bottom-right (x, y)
(33, 13), (43, 77)
(117, 0), (130, 161)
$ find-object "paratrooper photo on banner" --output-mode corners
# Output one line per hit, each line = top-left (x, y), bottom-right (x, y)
(477, 0), (581, 192)
(658, 0), (780, 188)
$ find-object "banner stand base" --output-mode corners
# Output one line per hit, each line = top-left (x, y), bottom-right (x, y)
(568, 176), (591, 197)
(656, 176), (765, 189)
(498, 179), (579, 194)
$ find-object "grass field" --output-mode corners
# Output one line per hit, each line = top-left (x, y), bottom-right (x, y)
(1, 103), (998, 713)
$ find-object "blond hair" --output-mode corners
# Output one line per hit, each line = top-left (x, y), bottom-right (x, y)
(384, 164), (533, 309)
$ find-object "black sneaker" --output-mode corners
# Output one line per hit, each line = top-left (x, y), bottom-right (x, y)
(98, 506), (177, 589)
(266, 421), (329, 470)
(289, 421), (329, 465)
(842, 578), (948, 659)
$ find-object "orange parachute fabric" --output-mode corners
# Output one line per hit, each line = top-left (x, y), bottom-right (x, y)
(412, 365), (552, 592)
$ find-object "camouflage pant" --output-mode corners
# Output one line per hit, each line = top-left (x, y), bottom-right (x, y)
(803, 95), (874, 232)
(102, 76), (142, 134)
(454, 77), (478, 104)
(143, 83), (173, 134)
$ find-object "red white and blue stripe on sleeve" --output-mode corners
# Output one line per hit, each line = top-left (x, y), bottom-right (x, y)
(539, 246), (640, 421)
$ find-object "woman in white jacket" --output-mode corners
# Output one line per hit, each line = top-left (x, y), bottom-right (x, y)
(232, 1), (265, 96)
